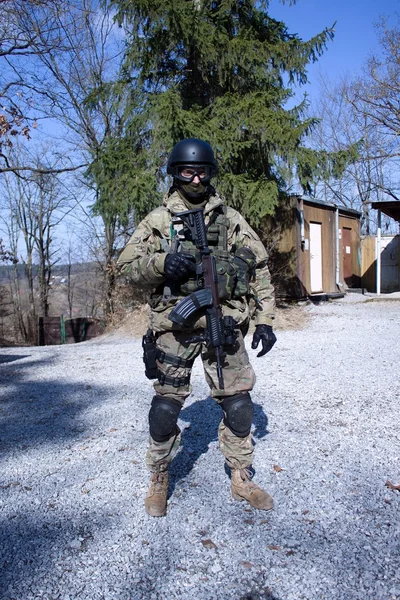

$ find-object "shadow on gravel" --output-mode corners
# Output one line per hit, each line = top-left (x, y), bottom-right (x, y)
(0, 356), (112, 598)
(0, 354), (31, 364)
(239, 591), (282, 600)
(0, 356), (106, 457)
(0, 512), (112, 599)
(168, 397), (269, 498)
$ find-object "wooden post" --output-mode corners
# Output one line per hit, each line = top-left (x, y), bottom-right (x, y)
(60, 315), (66, 344)
(376, 210), (381, 295)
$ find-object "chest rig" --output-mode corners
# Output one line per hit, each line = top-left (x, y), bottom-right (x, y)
(171, 205), (256, 301)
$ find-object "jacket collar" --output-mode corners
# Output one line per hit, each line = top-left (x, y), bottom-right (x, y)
(163, 190), (224, 216)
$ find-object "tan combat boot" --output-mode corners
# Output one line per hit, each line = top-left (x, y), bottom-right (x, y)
(144, 471), (168, 517)
(231, 468), (273, 511)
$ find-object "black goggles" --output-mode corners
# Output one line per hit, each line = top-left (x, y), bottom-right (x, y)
(170, 164), (214, 183)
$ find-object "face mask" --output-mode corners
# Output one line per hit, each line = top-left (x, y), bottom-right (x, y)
(180, 181), (208, 200)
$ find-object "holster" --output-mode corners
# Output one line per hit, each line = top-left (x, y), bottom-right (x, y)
(142, 329), (158, 380)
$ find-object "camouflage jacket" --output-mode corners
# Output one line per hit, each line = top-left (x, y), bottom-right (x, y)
(117, 191), (275, 332)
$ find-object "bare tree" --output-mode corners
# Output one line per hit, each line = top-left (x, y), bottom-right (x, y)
(0, 0), (70, 167)
(30, 169), (65, 317)
(0, 237), (16, 342)
(343, 17), (400, 220)
(5, 0), (141, 316)
(349, 18), (400, 150)
(1, 167), (37, 341)
(0, 140), (76, 341)
(309, 70), (398, 234)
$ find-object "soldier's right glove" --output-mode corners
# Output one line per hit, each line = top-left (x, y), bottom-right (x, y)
(164, 253), (196, 280)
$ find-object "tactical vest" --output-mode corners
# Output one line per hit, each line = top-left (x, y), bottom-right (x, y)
(172, 205), (257, 301)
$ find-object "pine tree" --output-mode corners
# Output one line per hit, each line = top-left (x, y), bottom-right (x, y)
(111, 0), (339, 224)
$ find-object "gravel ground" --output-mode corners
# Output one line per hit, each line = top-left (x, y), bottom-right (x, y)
(1, 294), (400, 600)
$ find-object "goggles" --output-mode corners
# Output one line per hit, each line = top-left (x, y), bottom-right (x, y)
(170, 164), (214, 183)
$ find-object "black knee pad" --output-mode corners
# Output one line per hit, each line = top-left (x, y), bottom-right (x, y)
(221, 392), (254, 438)
(148, 395), (182, 443)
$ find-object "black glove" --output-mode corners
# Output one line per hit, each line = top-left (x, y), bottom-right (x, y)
(251, 324), (277, 357)
(164, 253), (196, 281)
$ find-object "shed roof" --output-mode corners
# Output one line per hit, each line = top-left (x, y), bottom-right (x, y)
(294, 195), (362, 218)
(371, 201), (400, 223)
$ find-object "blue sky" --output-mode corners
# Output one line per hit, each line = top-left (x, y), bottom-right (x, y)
(269, 0), (399, 101)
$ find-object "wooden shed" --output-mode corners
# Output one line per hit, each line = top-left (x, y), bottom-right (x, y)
(264, 195), (362, 300)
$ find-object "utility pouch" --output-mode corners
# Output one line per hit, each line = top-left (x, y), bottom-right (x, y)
(142, 329), (158, 380)
(179, 247), (202, 295)
(213, 250), (238, 301)
(232, 246), (257, 298)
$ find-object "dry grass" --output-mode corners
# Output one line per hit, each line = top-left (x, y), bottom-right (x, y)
(107, 305), (150, 338)
(273, 302), (311, 331)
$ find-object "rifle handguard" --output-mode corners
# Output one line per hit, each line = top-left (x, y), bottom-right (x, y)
(168, 289), (213, 326)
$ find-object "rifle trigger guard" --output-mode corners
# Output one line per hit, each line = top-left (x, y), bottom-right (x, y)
(185, 332), (207, 344)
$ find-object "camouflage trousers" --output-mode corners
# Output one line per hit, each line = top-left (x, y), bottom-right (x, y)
(146, 329), (256, 472)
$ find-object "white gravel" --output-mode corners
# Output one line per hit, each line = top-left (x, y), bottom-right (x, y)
(1, 294), (400, 600)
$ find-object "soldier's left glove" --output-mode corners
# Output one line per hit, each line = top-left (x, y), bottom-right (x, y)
(251, 324), (277, 357)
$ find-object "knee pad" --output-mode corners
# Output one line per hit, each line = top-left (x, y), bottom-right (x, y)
(221, 392), (254, 438)
(148, 395), (182, 443)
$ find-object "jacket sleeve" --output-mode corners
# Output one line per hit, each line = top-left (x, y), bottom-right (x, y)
(229, 209), (275, 326)
(116, 212), (167, 287)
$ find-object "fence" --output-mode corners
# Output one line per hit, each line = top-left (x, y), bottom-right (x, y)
(38, 316), (106, 346)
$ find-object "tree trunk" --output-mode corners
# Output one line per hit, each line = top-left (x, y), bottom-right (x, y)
(103, 219), (117, 319)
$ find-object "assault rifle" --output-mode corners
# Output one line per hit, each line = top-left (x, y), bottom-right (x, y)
(168, 208), (237, 390)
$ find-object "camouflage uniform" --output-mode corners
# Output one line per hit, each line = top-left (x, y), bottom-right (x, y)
(117, 189), (275, 472)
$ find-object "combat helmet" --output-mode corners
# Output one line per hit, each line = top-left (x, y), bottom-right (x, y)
(167, 138), (218, 184)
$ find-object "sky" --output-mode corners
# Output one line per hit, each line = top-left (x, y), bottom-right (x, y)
(269, 0), (399, 103)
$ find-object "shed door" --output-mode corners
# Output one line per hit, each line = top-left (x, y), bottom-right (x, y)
(342, 227), (353, 286)
(310, 222), (323, 293)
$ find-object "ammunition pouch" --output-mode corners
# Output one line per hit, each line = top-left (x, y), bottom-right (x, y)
(214, 250), (238, 301)
(180, 248), (256, 302)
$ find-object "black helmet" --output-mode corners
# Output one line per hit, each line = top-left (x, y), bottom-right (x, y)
(167, 138), (218, 183)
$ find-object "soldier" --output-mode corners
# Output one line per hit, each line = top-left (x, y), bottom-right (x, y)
(117, 138), (277, 517)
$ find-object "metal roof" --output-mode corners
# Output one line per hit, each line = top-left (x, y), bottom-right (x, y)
(293, 195), (362, 218)
(371, 201), (400, 223)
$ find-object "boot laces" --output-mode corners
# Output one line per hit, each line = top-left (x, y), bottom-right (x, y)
(150, 473), (167, 495)
(240, 468), (258, 492)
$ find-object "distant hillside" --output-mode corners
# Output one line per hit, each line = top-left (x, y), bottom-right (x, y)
(0, 262), (105, 344)
(0, 262), (99, 284)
